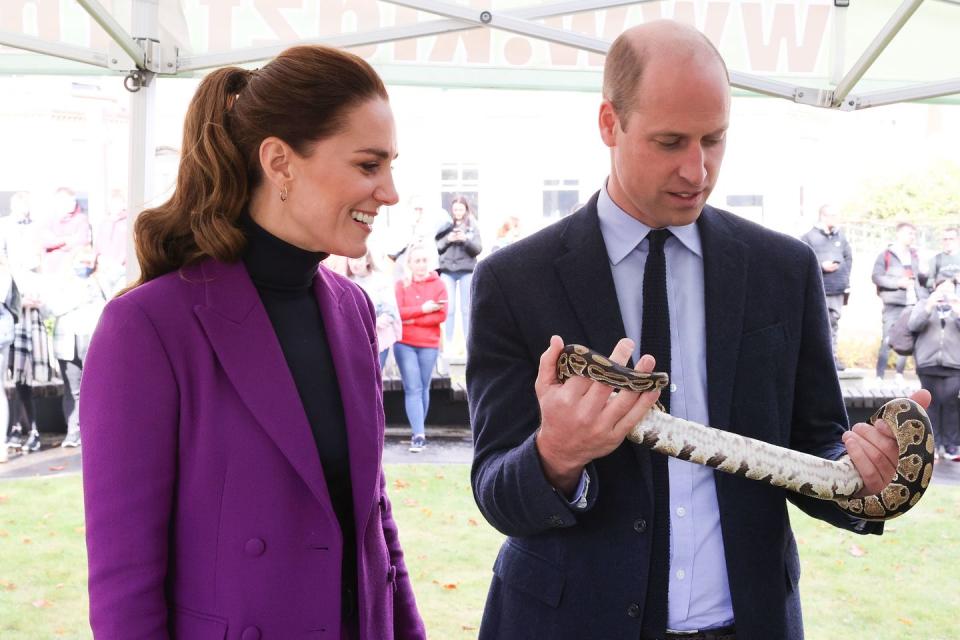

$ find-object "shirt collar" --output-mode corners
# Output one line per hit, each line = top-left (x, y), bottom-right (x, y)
(597, 182), (702, 265)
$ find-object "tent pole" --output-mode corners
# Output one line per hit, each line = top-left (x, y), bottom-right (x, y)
(76, 0), (144, 67)
(125, 0), (159, 283)
(832, 0), (924, 107)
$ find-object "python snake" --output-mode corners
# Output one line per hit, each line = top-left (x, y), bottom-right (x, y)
(557, 344), (934, 521)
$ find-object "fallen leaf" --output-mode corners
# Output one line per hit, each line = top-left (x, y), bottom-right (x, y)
(419, 508), (432, 517)
(461, 625), (477, 631)
(848, 544), (865, 558)
(898, 617), (914, 626)
(434, 473), (445, 480)
(74, 526), (85, 535)
(1, 581), (16, 591)
(0, 495), (8, 503)
(22, 537), (32, 545)
(0, 530), (8, 537)
(32, 599), (52, 608)
(467, 518), (478, 527)
(403, 498), (418, 507)
(48, 465), (65, 472)
(55, 583), (64, 589)
(442, 583), (458, 590)
(393, 479), (410, 490)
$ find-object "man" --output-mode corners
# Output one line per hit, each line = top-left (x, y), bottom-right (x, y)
(871, 222), (923, 381)
(927, 226), (960, 289)
(467, 21), (919, 640)
(800, 204), (852, 369)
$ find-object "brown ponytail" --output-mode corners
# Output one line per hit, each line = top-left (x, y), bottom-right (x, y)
(127, 45), (388, 290)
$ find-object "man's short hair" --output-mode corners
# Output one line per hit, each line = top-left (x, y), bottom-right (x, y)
(602, 25), (729, 124)
(943, 226), (958, 237)
(896, 221), (916, 232)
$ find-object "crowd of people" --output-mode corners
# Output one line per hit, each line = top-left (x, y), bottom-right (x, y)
(1, 188), (123, 463)
(801, 212), (960, 463)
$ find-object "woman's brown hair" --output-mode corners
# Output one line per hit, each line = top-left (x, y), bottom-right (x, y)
(128, 45), (388, 290)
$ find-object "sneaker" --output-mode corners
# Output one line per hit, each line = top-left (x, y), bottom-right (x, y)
(6, 426), (24, 449)
(408, 436), (426, 453)
(61, 432), (81, 448)
(835, 360), (846, 372)
(21, 432), (41, 453)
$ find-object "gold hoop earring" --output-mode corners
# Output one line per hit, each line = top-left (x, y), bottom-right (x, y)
(280, 184), (288, 202)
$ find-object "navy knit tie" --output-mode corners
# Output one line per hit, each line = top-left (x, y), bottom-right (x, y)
(639, 228), (671, 638)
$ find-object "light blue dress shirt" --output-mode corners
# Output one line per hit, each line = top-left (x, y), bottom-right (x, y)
(596, 185), (735, 631)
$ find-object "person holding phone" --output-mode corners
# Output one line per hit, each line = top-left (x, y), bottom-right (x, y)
(395, 244), (448, 452)
(909, 264), (960, 460)
(801, 204), (852, 369)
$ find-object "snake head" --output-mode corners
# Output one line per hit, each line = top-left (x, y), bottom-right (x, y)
(558, 343), (669, 393)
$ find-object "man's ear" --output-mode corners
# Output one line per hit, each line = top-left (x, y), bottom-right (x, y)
(598, 100), (621, 148)
(258, 136), (294, 191)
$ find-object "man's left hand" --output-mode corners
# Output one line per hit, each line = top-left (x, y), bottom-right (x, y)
(843, 389), (931, 497)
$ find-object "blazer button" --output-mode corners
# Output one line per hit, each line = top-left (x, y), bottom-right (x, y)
(244, 538), (266, 557)
(627, 603), (641, 618)
(241, 626), (261, 640)
(633, 518), (648, 533)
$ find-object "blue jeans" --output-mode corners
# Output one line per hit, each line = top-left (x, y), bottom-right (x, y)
(441, 271), (473, 343)
(393, 343), (439, 438)
(379, 347), (390, 370)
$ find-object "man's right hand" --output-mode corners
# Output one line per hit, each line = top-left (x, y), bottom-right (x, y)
(533, 335), (662, 495)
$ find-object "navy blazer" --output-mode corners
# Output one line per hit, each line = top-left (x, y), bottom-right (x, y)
(467, 194), (880, 640)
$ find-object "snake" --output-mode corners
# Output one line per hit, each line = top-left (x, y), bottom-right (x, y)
(557, 344), (935, 521)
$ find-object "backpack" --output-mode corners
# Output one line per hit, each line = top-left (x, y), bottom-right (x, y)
(887, 305), (917, 356)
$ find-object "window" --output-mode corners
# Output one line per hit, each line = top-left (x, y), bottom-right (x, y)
(543, 178), (580, 218)
(440, 162), (480, 218)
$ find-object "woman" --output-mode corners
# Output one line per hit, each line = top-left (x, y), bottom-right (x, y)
(435, 196), (481, 348)
(41, 246), (107, 449)
(909, 265), (960, 461)
(394, 244), (447, 452)
(80, 46), (425, 639)
(0, 259), (18, 464)
(347, 249), (402, 369)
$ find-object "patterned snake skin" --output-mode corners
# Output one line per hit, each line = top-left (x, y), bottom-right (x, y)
(557, 344), (935, 521)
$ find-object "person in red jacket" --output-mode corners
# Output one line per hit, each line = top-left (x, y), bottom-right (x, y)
(395, 244), (447, 452)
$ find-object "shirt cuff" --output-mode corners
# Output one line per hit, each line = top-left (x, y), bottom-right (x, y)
(565, 469), (591, 510)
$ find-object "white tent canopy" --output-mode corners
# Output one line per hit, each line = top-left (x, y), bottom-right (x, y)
(2, 0), (958, 276)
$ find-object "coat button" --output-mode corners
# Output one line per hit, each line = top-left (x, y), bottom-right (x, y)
(633, 519), (647, 533)
(244, 538), (266, 557)
(241, 627), (261, 640)
(627, 603), (641, 618)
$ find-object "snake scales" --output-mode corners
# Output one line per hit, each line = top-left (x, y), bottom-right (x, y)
(557, 344), (935, 521)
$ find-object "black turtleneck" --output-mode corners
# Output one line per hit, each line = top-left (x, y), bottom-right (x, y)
(240, 215), (357, 618)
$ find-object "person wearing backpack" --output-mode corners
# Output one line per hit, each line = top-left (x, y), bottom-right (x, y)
(909, 264), (960, 460)
(871, 222), (925, 382)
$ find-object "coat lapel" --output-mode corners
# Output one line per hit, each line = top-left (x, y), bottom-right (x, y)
(192, 260), (336, 521)
(553, 194), (629, 354)
(553, 195), (655, 492)
(312, 267), (382, 535)
(698, 207), (749, 429)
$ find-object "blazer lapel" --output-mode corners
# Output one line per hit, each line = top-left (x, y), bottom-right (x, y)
(698, 207), (749, 430)
(553, 195), (655, 492)
(313, 268), (382, 534)
(553, 194), (629, 353)
(192, 260), (336, 518)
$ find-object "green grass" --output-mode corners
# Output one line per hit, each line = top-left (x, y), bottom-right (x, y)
(1, 467), (959, 639)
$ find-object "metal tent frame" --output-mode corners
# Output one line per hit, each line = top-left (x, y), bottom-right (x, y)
(1, 0), (958, 276)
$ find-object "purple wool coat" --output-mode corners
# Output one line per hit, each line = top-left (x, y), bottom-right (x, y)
(80, 258), (425, 640)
